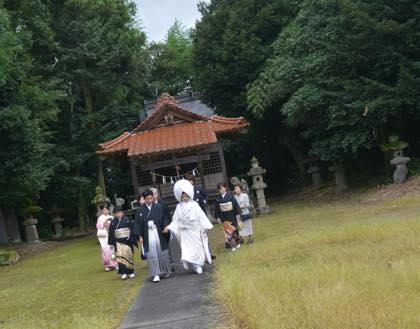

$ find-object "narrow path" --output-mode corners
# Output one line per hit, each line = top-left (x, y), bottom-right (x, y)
(119, 240), (220, 329)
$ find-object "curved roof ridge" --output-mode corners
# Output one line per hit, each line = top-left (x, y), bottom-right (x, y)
(98, 131), (131, 150)
(210, 115), (246, 123)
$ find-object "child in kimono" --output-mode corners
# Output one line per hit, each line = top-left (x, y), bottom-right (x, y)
(108, 206), (137, 280)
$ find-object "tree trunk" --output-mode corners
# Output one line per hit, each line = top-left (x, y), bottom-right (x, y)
(97, 160), (106, 197)
(75, 168), (89, 231)
(0, 207), (8, 244)
(278, 127), (308, 185)
(78, 189), (88, 232)
(82, 80), (93, 115)
(5, 208), (21, 243)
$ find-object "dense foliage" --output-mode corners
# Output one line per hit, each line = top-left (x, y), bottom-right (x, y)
(248, 0), (420, 163)
(193, 0), (301, 116)
(0, 0), (150, 231)
(193, 0), (307, 184)
(148, 20), (194, 95)
(193, 0), (420, 184)
(0, 2), (59, 208)
(1, 0), (420, 237)
(46, 0), (149, 228)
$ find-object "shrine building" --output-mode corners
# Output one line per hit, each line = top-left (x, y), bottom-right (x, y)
(96, 93), (248, 210)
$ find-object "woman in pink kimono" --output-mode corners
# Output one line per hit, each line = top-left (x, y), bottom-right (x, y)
(96, 207), (118, 271)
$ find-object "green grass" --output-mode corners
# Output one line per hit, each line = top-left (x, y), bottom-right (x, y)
(0, 237), (147, 329)
(209, 195), (420, 329)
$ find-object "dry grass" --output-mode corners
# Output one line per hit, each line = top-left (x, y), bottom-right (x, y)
(0, 237), (146, 329)
(209, 195), (420, 329)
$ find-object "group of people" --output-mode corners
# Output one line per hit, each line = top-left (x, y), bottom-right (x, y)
(96, 174), (254, 283)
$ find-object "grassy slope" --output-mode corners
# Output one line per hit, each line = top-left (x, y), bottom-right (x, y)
(209, 195), (420, 329)
(0, 237), (146, 329)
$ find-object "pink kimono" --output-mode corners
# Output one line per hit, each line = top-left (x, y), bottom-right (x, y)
(96, 214), (118, 269)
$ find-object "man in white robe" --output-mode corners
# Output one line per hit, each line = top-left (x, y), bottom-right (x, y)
(163, 179), (213, 274)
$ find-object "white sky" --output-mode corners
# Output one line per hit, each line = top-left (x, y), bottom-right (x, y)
(133, 0), (210, 43)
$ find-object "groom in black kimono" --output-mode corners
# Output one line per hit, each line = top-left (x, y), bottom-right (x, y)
(150, 187), (173, 261)
(134, 189), (171, 282)
(133, 190), (170, 253)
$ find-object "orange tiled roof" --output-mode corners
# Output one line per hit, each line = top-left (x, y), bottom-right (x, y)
(97, 116), (248, 157)
(128, 121), (217, 156)
(96, 94), (248, 157)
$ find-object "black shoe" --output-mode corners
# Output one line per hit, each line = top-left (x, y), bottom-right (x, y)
(211, 254), (216, 260)
(225, 242), (231, 249)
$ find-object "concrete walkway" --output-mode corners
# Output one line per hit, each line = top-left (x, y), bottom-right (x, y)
(119, 240), (220, 329)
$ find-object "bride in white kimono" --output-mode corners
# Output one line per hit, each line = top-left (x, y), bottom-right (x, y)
(163, 179), (213, 274)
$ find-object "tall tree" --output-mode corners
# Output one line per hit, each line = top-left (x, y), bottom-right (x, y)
(149, 20), (194, 95)
(0, 3), (58, 211)
(192, 0), (307, 184)
(41, 0), (150, 229)
(248, 0), (420, 164)
(193, 0), (302, 116)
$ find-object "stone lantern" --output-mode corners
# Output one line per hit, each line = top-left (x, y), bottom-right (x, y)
(390, 150), (410, 184)
(305, 158), (323, 188)
(48, 206), (65, 239)
(51, 215), (64, 239)
(247, 157), (271, 214)
(328, 165), (348, 193)
(381, 135), (411, 184)
(22, 214), (40, 243)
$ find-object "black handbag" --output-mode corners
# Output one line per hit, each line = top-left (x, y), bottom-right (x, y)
(240, 213), (252, 221)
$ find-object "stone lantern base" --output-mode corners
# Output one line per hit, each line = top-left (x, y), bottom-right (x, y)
(22, 216), (40, 243)
(390, 152), (410, 184)
(51, 215), (64, 239)
(328, 165), (348, 192)
(307, 166), (323, 188)
(257, 205), (271, 215)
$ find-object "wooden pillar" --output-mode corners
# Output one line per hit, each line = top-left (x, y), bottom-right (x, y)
(198, 150), (207, 192)
(129, 158), (140, 197)
(217, 142), (229, 184)
(97, 158), (107, 196)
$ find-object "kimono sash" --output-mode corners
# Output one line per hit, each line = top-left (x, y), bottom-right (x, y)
(220, 201), (233, 212)
(115, 227), (130, 239)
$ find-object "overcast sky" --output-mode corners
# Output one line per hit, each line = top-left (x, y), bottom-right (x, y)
(133, 0), (210, 43)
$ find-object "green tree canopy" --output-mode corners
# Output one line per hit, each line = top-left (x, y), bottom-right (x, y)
(193, 0), (302, 116)
(0, 3), (59, 208)
(1, 0), (151, 230)
(44, 0), (150, 227)
(192, 0), (308, 185)
(149, 20), (194, 95)
(248, 0), (420, 163)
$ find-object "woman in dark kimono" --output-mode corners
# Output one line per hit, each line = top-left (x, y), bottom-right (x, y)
(134, 189), (171, 283)
(108, 206), (138, 280)
(215, 182), (242, 251)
